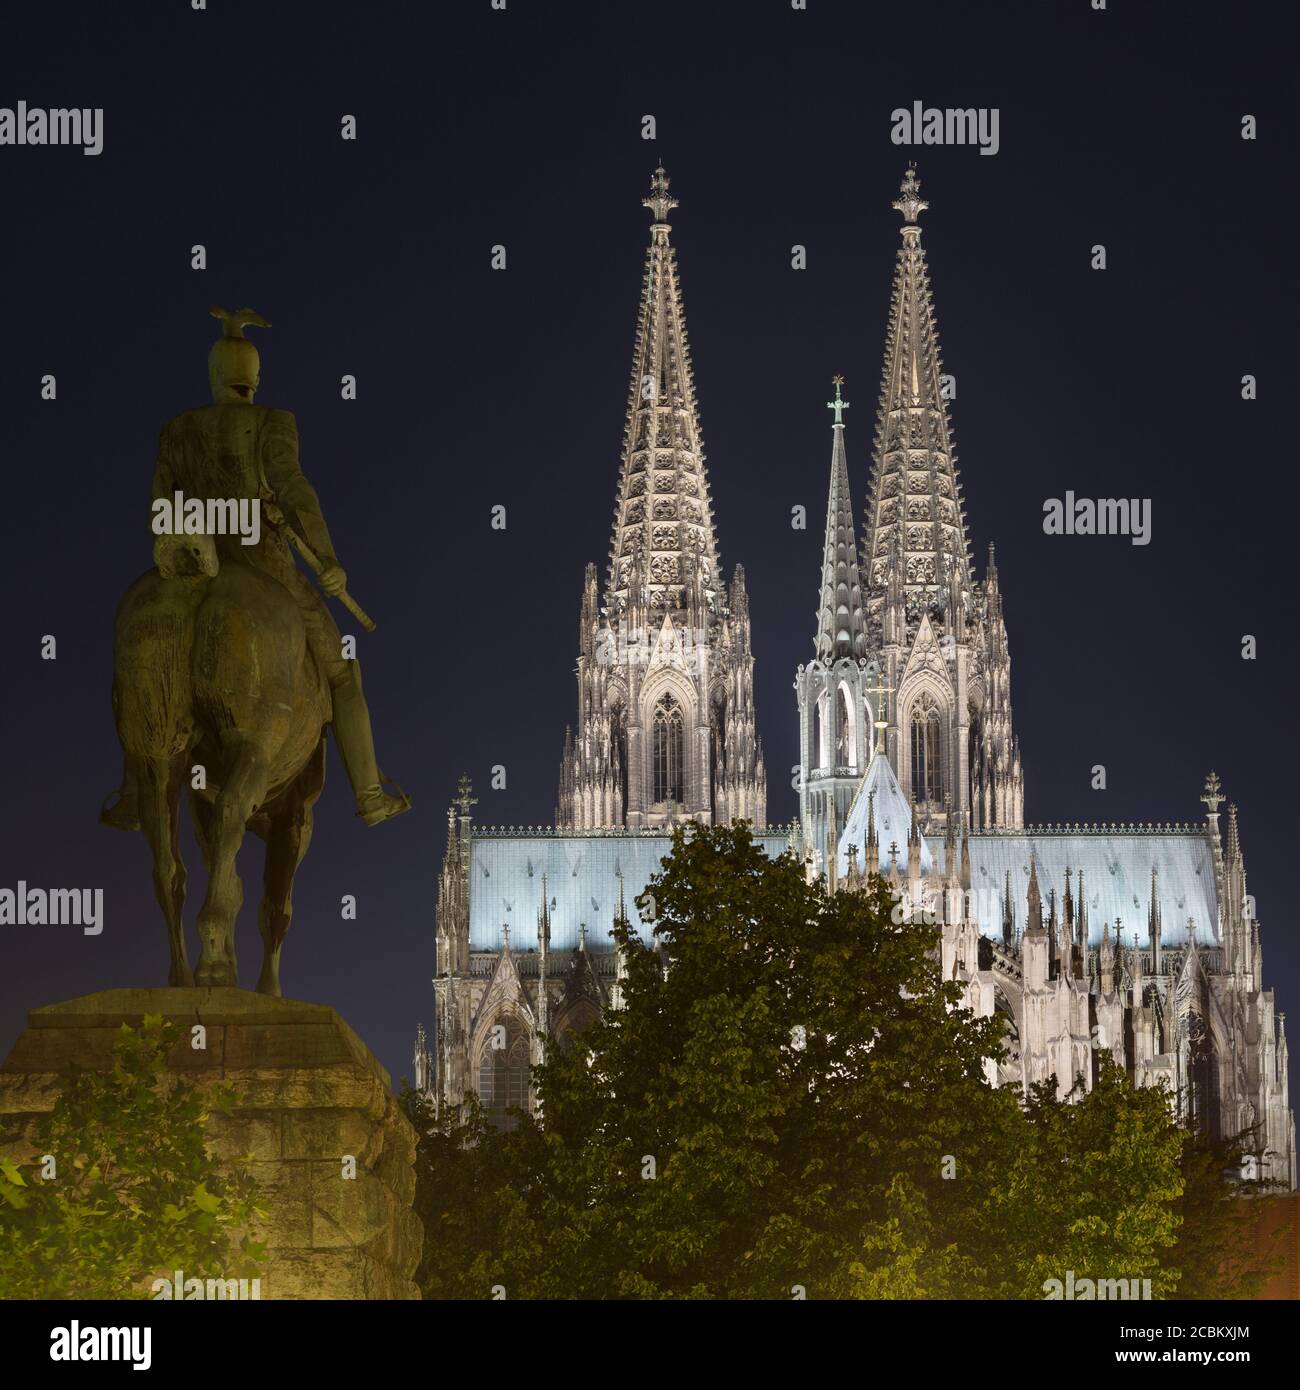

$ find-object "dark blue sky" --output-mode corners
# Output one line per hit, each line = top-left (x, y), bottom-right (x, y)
(0, 0), (1295, 1099)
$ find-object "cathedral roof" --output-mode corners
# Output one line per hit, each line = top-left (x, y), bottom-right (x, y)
(838, 750), (932, 878)
(466, 829), (792, 953)
(814, 378), (867, 660)
(603, 165), (722, 618)
(862, 166), (974, 604)
(929, 829), (1219, 948)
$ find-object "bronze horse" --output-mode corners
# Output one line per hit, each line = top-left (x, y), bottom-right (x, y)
(110, 531), (329, 994)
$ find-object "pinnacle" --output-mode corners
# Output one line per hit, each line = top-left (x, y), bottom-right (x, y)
(815, 378), (866, 661)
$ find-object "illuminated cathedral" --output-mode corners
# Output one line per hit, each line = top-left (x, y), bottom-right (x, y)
(415, 166), (1294, 1188)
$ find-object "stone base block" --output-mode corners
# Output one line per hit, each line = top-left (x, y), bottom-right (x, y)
(0, 988), (422, 1300)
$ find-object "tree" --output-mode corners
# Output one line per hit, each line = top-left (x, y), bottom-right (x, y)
(434, 823), (1021, 1298)
(999, 1064), (1184, 1298)
(401, 1085), (546, 1301)
(0, 1015), (265, 1300)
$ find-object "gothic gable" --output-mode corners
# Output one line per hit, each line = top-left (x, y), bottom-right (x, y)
(899, 612), (953, 695)
(471, 943), (535, 1046)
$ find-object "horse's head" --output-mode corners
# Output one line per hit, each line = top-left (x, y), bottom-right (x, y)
(153, 531), (219, 579)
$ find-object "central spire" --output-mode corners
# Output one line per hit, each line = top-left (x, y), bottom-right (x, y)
(815, 376), (866, 661)
(604, 165), (721, 618)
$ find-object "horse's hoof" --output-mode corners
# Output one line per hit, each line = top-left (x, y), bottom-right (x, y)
(169, 964), (196, 988)
(256, 974), (282, 998)
(195, 961), (236, 988)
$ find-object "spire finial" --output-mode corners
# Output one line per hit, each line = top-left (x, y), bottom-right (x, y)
(892, 163), (928, 226)
(643, 162), (678, 226)
(1201, 770), (1225, 815)
(827, 374), (850, 427)
(863, 673), (894, 755)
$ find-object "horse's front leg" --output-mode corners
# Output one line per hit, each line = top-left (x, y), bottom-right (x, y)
(195, 744), (269, 988)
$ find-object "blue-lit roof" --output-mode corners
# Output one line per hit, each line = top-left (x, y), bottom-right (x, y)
(467, 830), (794, 952)
(924, 829), (1220, 947)
(838, 751), (932, 878)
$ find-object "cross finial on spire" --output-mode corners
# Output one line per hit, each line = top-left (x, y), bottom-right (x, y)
(863, 673), (894, 754)
(455, 774), (476, 815)
(643, 162), (678, 226)
(892, 163), (928, 226)
(827, 374), (850, 427)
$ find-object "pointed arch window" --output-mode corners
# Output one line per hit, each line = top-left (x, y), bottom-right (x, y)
(814, 688), (830, 772)
(836, 684), (855, 768)
(709, 692), (726, 814)
(609, 697), (629, 814)
(478, 1020), (531, 1132)
(557, 1000), (601, 1052)
(652, 695), (685, 804)
(910, 693), (943, 804)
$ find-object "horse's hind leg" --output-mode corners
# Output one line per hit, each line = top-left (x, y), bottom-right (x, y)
(135, 753), (193, 988)
(195, 744), (269, 988)
(257, 794), (314, 998)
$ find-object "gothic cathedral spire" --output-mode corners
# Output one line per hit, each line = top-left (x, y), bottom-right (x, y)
(863, 165), (973, 601)
(604, 162), (721, 616)
(796, 376), (877, 869)
(858, 167), (1023, 830)
(557, 166), (765, 832)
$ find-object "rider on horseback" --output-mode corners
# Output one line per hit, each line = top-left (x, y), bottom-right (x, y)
(103, 307), (410, 831)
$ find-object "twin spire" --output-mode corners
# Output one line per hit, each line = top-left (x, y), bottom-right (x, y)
(605, 164), (721, 617)
(863, 164), (973, 605)
(814, 165), (971, 658)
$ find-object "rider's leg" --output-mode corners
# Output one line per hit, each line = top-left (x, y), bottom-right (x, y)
(328, 659), (411, 827)
(295, 585), (410, 827)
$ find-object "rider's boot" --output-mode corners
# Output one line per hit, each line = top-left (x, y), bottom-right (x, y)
(331, 670), (412, 827)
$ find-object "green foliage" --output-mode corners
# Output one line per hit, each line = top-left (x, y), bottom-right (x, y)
(995, 1062), (1184, 1297)
(0, 1014), (265, 1299)
(411, 823), (1269, 1300)
(401, 1084), (547, 1301)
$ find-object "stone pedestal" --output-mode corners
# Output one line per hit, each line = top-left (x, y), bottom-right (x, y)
(0, 988), (422, 1300)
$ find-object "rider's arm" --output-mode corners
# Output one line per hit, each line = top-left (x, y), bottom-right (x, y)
(262, 409), (340, 565)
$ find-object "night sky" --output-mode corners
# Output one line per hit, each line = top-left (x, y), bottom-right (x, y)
(1, 1), (1295, 1100)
